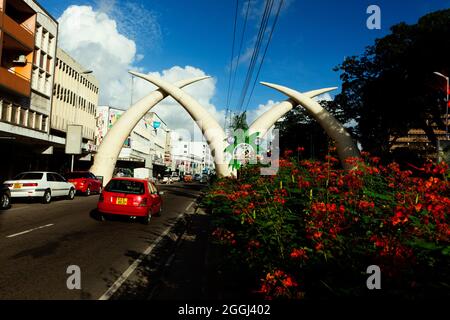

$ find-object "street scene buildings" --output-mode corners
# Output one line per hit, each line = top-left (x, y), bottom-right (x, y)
(96, 106), (174, 179)
(0, 0), (180, 180)
(0, 0), (448, 305)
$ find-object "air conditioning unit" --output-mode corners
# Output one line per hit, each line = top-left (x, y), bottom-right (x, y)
(13, 55), (27, 66)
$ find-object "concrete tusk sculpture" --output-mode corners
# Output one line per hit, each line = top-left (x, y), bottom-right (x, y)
(248, 87), (338, 138)
(129, 71), (232, 178)
(90, 76), (210, 186)
(260, 82), (360, 169)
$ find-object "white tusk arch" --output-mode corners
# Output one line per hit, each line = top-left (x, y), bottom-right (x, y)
(248, 87), (338, 138)
(90, 76), (210, 185)
(260, 82), (360, 169)
(129, 71), (231, 177)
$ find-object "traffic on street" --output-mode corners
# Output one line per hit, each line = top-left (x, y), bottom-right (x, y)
(0, 181), (203, 299)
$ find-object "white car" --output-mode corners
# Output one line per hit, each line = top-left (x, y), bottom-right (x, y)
(4, 172), (76, 204)
(161, 175), (173, 184)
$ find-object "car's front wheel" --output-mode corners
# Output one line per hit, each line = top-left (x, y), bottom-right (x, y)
(42, 190), (52, 204)
(0, 193), (11, 210)
(67, 188), (75, 200)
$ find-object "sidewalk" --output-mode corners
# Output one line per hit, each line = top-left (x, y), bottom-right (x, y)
(148, 206), (249, 300)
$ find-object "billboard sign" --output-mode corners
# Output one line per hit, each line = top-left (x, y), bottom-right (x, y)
(66, 125), (83, 155)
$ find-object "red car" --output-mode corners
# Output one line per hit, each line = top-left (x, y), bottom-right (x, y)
(65, 171), (102, 196)
(97, 178), (163, 224)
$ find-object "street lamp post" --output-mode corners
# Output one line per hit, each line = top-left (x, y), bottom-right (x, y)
(434, 72), (449, 139)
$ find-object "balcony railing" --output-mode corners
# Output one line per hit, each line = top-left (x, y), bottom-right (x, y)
(0, 67), (31, 97)
(2, 14), (35, 50)
(0, 99), (47, 132)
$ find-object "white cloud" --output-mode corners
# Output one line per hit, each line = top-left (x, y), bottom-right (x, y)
(132, 66), (225, 141)
(247, 99), (280, 124)
(95, 0), (161, 52)
(313, 93), (333, 102)
(57, 5), (138, 107)
(57, 5), (223, 141)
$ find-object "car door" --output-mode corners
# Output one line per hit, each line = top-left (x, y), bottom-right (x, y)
(89, 172), (101, 192)
(54, 173), (70, 196)
(45, 173), (59, 196)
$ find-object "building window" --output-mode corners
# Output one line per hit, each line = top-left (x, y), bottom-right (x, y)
(39, 53), (45, 69)
(46, 57), (52, 73)
(41, 30), (47, 50)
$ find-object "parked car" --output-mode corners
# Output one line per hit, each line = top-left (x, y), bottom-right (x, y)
(200, 174), (209, 184)
(183, 174), (193, 183)
(4, 172), (76, 204)
(161, 174), (173, 184)
(97, 178), (163, 224)
(0, 184), (11, 210)
(194, 173), (201, 182)
(171, 172), (180, 182)
(65, 171), (102, 196)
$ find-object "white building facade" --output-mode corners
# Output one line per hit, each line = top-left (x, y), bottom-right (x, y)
(51, 48), (99, 152)
(171, 140), (215, 175)
(96, 106), (170, 178)
(26, 0), (58, 132)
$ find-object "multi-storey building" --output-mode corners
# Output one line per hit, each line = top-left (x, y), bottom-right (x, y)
(0, 0), (101, 179)
(27, 0), (57, 132)
(171, 140), (215, 175)
(96, 106), (170, 178)
(390, 121), (449, 162)
(146, 112), (170, 175)
(0, 0), (62, 179)
(51, 48), (99, 154)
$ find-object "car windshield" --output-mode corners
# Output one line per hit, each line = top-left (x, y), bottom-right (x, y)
(65, 172), (90, 179)
(105, 180), (145, 195)
(13, 173), (43, 180)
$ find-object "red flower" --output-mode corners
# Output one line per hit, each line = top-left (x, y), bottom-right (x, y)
(282, 276), (297, 288)
(284, 150), (294, 157)
(290, 248), (308, 260)
(313, 231), (323, 239)
(358, 200), (375, 211)
(315, 242), (324, 251)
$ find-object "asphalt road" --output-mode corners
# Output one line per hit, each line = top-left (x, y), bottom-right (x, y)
(0, 182), (204, 300)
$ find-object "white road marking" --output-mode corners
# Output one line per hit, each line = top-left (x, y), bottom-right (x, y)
(98, 200), (196, 300)
(185, 201), (195, 212)
(6, 224), (54, 238)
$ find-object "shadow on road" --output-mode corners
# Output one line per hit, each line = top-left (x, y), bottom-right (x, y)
(108, 211), (250, 300)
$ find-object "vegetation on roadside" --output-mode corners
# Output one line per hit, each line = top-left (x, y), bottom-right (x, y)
(201, 149), (450, 299)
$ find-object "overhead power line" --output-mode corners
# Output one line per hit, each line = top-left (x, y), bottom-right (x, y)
(244, 0), (284, 111)
(225, 0), (240, 128)
(237, 0), (274, 113)
(229, 0), (252, 124)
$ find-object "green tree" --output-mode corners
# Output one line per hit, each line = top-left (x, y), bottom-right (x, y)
(334, 9), (450, 158)
(275, 100), (353, 159)
(231, 111), (249, 131)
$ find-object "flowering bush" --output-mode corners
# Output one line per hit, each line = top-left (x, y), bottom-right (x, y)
(201, 150), (450, 299)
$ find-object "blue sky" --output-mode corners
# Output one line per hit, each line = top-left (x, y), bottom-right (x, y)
(39, 0), (450, 119)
